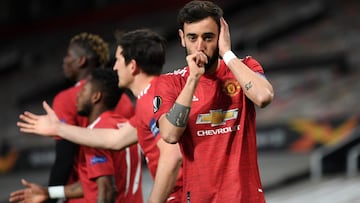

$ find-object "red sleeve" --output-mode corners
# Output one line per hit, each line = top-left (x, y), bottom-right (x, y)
(153, 74), (183, 123)
(242, 56), (264, 74)
(85, 147), (118, 180)
(52, 89), (78, 125)
(52, 87), (83, 140)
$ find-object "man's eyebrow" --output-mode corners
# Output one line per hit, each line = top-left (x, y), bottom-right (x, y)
(202, 32), (215, 36)
(186, 33), (197, 37)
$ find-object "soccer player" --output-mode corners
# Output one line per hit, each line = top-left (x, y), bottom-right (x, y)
(10, 69), (142, 202)
(153, 1), (274, 202)
(46, 32), (135, 203)
(15, 29), (182, 203)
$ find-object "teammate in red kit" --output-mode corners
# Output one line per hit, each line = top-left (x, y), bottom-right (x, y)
(14, 29), (182, 203)
(9, 69), (142, 202)
(76, 69), (142, 202)
(49, 32), (111, 203)
(10, 32), (135, 203)
(154, 1), (274, 202)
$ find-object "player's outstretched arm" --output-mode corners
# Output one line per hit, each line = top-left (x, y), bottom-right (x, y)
(9, 179), (49, 203)
(18, 101), (138, 150)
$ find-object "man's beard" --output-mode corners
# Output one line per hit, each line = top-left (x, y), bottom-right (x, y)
(205, 48), (219, 71)
(185, 47), (219, 72)
(77, 102), (92, 117)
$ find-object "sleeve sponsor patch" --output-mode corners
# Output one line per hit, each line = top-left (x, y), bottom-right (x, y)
(90, 156), (107, 165)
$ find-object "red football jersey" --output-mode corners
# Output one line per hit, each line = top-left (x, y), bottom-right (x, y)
(114, 91), (136, 119)
(154, 58), (266, 202)
(52, 80), (89, 128)
(52, 80), (136, 203)
(79, 111), (143, 202)
(129, 77), (183, 202)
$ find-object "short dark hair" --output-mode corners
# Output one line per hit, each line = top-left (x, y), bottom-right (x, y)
(177, 1), (223, 31)
(116, 29), (166, 75)
(89, 69), (123, 109)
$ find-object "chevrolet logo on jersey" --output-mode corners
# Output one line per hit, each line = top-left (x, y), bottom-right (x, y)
(196, 108), (238, 126)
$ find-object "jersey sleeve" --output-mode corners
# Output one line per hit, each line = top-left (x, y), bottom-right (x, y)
(242, 56), (264, 74)
(85, 147), (117, 180)
(52, 90), (78, 125)
(153, 74), (182, 123)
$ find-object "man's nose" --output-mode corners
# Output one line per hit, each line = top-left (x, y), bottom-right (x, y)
(196, 39), (205, 51)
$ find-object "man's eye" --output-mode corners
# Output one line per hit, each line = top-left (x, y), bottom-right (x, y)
(188, 36), (196, 41)
(204, 36), (213, 41)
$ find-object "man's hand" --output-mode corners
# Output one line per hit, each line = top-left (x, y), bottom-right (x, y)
(9, 179), (49, 203)
(186, 51), (207, 80)
(17, 101), (59, 137)
(218, 17), (231, 57)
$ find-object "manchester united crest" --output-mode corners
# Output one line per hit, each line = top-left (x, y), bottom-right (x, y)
(223, 79), (240, 96)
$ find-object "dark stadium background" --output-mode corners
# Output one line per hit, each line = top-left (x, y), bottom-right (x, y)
(1, 0), (360, 202)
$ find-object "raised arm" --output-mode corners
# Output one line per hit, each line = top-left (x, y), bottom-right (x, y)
(219, 17), (274, 108)
(158, 52), (206, 144)
(17, 101), (138, 150)
(56, 121), (138, 150)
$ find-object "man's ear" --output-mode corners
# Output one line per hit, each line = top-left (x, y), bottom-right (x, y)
(92, 91), (102, 104)
(77, 56), (87, 67)
(129, 59), (140, 75)
(178, 29), (186, 48)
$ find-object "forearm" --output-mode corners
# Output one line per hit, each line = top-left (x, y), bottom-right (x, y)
(225, 53), (274, 108)
(48, 140), (77, 186)
(175, 75), (199, 106)
(160, 76), (198, 143)
(96, 176), (117, 203)
(148, 140), (182, 203)
(56, 122), (138, 150)
(64, 182), (83, 199)
(46, 182), (83, 201)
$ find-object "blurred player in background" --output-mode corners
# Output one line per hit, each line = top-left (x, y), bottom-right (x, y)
(15, 29), (182, 203)
(10, 68), (142, 202)
(39, 32), (135, 203)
